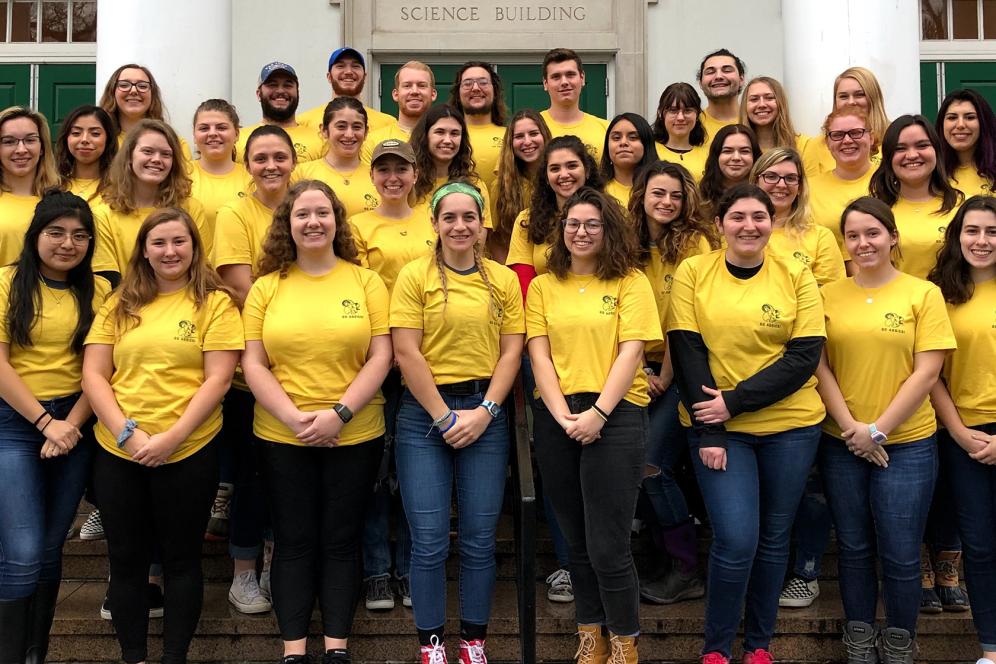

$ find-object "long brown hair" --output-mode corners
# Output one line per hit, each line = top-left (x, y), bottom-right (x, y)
(113, 207), (228, 331)
(257, 180), (360, 277)
(929, 195), (996, 304)
(98, 64), (167, 132)
(102, 119), (192, 214)
(494, 110), (552, 248)
(547, 187), (637, 280)
(0, 106), (60, 195)
(54, 105), (118, 196)
(630, 160), (719, 266)
(410, 104), (479, 202)
(526, 135), (604, 245)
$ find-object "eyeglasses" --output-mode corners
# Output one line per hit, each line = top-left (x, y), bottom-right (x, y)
(116, 79), (152, 93)
(827, 128), (869, 142)
(563, 219), (604, 234)
(664, 107), (696, 117)
(41, 228), (92, 244)
(0, 135), (40, 148)
(460, 78), (492, 90)
(759, 172), (800, 186)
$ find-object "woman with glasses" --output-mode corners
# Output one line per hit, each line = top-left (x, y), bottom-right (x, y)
(651, 83), (709, 182)
(0, 190), (108, 662)
(98, 64), (192, 161)
(527, 186), (661, 664)
(0, 107), (60, 266)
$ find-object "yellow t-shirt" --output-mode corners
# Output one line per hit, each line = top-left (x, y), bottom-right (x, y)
(505, 209), (553, 274)
(411, 176), (494, 230)
(640, 238), (715, 360)
(943, 279), (996, 426)
(361, 122), (413, 163)
(801, 139), (836, 177)
(189, 161), (253, 232)
(820, 272), (955, 443)
(951, 165), (994, 198)
(298, 102), (396, 134)
(465, 122), (505, 195)
(91, 198), (210, 274)
(67, 178), (102, 203)
(0, 268), (111, 398)
(700, 108), (737, 146)
(526, 269), (663, 407)
(540, 110), (608, 162)
(766, 224), (845, 287)
(0, 193), (40, 267)
(390, 254), (525, 384)
(605, 179), (632, 210)
(655, 143), (709, 182)
(349, 209), (436, 294)
(235, 121), (325, 163)
(293, 158), (380, 220)
(86, 287), (244, 462)
(243, 261), (389, 446)
(893, 196), (957, 280)
(809, 168), (873, 253)
(212, 194), (274, 273)
(667, 251), (827, 434)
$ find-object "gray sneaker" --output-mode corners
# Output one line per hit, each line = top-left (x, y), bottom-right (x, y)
(546, 568), (574, 603)
(398, 575), (412, 608)
(365, 574), (395, 611)
(842, 621), (879, 664)
(228, 570), (272, 614)
(639, 567), (704, 604)
(879, 627), (914, 664)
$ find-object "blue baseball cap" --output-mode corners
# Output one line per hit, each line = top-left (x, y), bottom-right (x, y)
(258, 62), (298, 86)
(328, 47), (365, 71)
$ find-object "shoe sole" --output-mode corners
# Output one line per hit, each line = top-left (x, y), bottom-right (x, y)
(639, 587), (704, 605)
(402, 596), (412, 608)
(547, 593), (575, 603)
(779, 595), (818, 608)
(79, 533), (105, 541)
(101, 608), (164, 619)
(100, 607), (111, 620)
(228, 592), (272, 614)
(365, 599), (396, 611)
(941, 604), (970, 612)
(919, 605), (943, 614)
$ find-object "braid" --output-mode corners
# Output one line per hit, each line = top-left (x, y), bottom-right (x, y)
(473, 243), (500, 319)
(434, 239), (449, 317)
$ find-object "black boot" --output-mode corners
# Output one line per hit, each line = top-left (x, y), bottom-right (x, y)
(25, 581), (60, 664)
(0, 596), (31, 664)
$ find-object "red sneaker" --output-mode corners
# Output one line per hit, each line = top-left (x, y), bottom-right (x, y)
(742, 648), (774, 664)
(702, 653), (730, 664)
(458, 639), (487, 664)
(420, 637), (447, 664)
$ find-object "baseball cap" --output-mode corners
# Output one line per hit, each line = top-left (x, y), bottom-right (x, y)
(371, 139), (416, 165)
(258, 62), (298, 86)
(329, 47), (365, 71)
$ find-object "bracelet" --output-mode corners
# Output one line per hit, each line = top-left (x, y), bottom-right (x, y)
(589, 407), (608, 423)
(592, 404), (610, 421)
(439, 412), (459, 434)
(39, 417), (53, 433)
(116, 419), (137, 448)
(432, 410), (454, 428)
(33, 410), (49, 427)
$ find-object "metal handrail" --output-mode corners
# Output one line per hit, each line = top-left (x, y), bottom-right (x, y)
(509, 377), (536, 664)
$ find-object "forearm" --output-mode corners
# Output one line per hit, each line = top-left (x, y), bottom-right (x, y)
(218, 265), (253, 307)
(65, 394), (93, 429)
(815, 359), (855, 429)
(483, 343), (524, 406)
(667, 330), (726, 447)
(81, 372), (128, 436)
(337, 342), (393, 415)
(929, 380), (967, 433)
(595, 341), (644, 414)
(0, 360), (48, 423)
(243, 362), (303, 428)
(875, 369), (942, 436)
(165, 373), (233, 445)
(723, 336), (824, 416)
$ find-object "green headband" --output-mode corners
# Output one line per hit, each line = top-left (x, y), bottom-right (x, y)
(429, 181), (485, 216)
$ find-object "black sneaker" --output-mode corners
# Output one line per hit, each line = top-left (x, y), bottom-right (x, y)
(639, 567), (704, 604)
(99, 583), (164, 620)
(281, 656), (312, 664)
(365, 574), (395, 611)
(323, 648), (351, 664)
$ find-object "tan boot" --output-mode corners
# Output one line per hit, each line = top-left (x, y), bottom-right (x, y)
(608, 633), (639, 664)
(575, 624), (610, 664)
(935, 549), (970, 612)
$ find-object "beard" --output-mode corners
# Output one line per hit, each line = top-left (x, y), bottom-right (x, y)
(261, 95), (299, 123)
(704, 84), (742, 103)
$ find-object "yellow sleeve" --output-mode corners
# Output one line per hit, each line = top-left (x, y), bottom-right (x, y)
(213, 203), (252, 268)
(92, 207), (118, 273)
(811, 226), (846, 286)
(84, 296), (118, 345)
(350, 221), (369, 267)
(505, 211), (533, 266)
(202, 292), (245, 351)
(477, 179), (494, 230)
(185, 198), (211, 257)
(389, 262), (426, 330)
(666, 259), (700, 333)
(524, 277), (548, 340)
(364, 269), (391, 336)
(914, 285), (957, 353)
(241, 277), (271, 341)
(0, 269), (11, 344)
(790, 267), (826, 339)
(498, 268), (526, 335)
(618, 272), (664, 343)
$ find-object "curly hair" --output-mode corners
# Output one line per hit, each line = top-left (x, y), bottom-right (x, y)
(739, 77), (798, 149)
(652, 82), (705, 146)
(493, 110), (552, 252)
(0, 106), (60, 195)
(870, 114), (963, 214)
(54, 105), (118, 196)
(600, 113), (658, 183)
(547, 186), (638, 280)
(749, 148), (812, 237)
(448, 61), (507, 127)
(410, 104), (479, 203)
(700, 124), (761, 209)
(98, 64), (168, 133)
(526, 135), (604, 246)
(102, 119), (192, 214)
(928, 195), (996, 304)
(257, 180), (360, 277)
(630, 160), (719, 266)
(935, 89), (996, 188)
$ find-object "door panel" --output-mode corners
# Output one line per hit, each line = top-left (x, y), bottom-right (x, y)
(38, 63), (97, 138)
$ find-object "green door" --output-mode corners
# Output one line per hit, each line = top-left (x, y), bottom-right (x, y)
(379, 63), (608, 120)
(920, 61), (996, 123)
(38, 63), (97, 138)
(0, 64), (31, 110)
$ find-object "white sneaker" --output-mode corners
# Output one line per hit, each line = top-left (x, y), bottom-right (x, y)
(228, 570), (271, 614)
(975, 659), (996, 664)
(779, 576), (820, 608)
(546, 568), (574, 603)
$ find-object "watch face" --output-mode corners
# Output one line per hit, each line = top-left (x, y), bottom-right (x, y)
(485, 402), (500, 417)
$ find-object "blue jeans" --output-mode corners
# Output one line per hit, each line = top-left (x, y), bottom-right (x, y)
(939, 424), (996, 650)
(820, 434), (937, 635)
(644, 383), (690, 527)
(689, 424), (820, 657)
(0, 394), (95, 600)
(791, 465), (833, 581)
(395, 389), (509, 630)
(221, 387), (269, 560)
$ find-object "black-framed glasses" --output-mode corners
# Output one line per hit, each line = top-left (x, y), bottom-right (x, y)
(827, 128), (869, 142)
(759, 172), (801, 186)
(116, 80), (151, 93)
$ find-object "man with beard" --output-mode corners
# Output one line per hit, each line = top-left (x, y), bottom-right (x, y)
(298, 47), (396, 134)
(361, 61), (436, 163)
(448, 61), (507, 194)
(235, 62), (324, 162)
(696, 48), (747, 145)
(539, 48), (608, 161)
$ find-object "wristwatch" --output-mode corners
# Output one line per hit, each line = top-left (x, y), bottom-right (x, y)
(479, 400), (501, 418)
(333, 403), (354, 423)
(869, 423), (888, 445)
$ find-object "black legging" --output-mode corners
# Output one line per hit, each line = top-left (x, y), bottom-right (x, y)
(257, 436), (384, 640)
(93, 442), (218, 664)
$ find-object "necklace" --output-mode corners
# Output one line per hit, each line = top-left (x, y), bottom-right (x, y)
(42, 278), (70, 306)
(330, 162), (361, 186)
(576, 275), (597, 293)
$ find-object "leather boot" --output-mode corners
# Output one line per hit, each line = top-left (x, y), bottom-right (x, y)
(919, 544), (941, 614)
(575, 624), (610, 664)
(607, 634), (638, 664)
(934, 550), (970, 612)
(0, 595), (31, 664)
(25, 581), (60, 664)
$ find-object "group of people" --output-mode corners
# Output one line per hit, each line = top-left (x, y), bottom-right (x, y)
(0, 40), (994, 664)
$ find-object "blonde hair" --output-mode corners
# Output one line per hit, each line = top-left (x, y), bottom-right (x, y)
(833, 67), (889, 154)
(395, 61), (435, 88)
(103, 119), (192, 214)
(0, 106), (60, 195)
(739, 77), (799, 150)
(750, 148), (812, 237)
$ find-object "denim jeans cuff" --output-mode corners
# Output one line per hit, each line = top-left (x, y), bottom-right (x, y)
(229, 543), (261, 561)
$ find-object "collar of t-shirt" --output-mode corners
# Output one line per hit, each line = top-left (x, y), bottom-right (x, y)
(725, 259), (763, 280)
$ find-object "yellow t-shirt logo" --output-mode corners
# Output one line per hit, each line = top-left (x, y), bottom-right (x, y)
(175, 320), (197, 342)
(600, 295), (618, 315)
(341, 299), (362, 317)
(792, 251), (812, 265)
(883, 312), (905, 332)
(761, 304), (782, 325)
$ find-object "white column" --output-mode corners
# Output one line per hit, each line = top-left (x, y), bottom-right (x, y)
(96, 0), (232, 145)
(782, 0), (921, 135)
